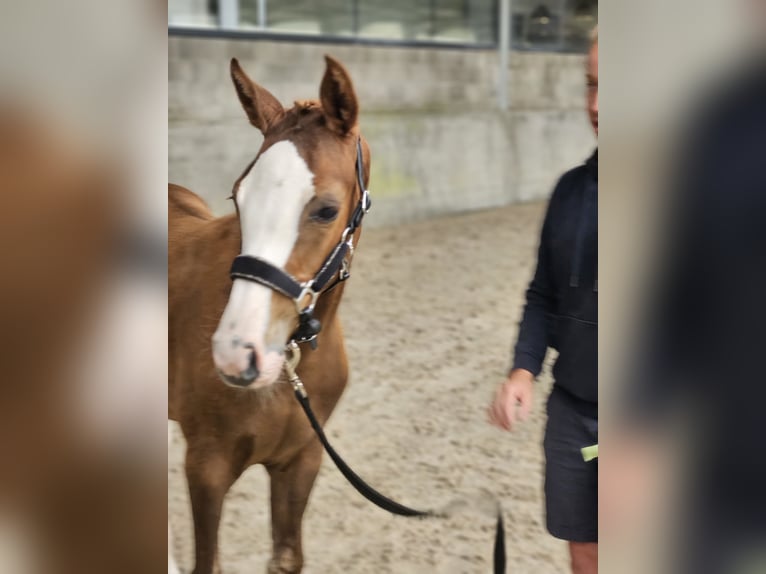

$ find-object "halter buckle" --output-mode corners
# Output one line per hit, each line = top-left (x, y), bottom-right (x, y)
(339, 232), (354, 282)
(339, 258), (351, 281)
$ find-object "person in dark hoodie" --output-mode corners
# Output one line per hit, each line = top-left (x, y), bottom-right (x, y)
(488, 28), (598, 574)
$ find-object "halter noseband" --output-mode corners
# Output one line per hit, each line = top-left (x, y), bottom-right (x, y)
(229, 137), (371, 349)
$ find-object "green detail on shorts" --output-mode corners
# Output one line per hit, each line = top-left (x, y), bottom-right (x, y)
(581, 444), (598, 462)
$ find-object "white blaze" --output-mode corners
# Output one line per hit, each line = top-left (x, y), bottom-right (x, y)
(213, 140), (315, 384)
(237, 140), (316, 262)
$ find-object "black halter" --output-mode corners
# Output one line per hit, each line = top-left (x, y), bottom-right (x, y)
(229, 137), (371, 349)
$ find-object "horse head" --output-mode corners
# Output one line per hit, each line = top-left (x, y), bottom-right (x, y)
(212, 56), (369, 388)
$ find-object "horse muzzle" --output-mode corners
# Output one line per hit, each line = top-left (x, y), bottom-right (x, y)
(212, 337), (285, 388)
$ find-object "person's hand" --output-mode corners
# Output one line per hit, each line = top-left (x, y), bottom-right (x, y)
(488, 369), (534, 431)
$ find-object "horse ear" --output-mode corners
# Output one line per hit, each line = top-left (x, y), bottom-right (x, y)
(230, 58), (284, 133)
(319, 55), (358, 135)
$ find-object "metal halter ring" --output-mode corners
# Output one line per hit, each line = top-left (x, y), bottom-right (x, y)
(340, 226), (354, 245)
(345, 235), (355, 257)
(295, 284), (319, 314)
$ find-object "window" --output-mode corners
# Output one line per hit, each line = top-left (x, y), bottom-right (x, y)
(240, 1), (355, 36)
(168, 0), (596, 53)
(168, 0), (217, 28)
(512, 0), (597, 51)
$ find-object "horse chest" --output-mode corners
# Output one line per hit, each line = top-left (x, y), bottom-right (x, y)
(247, 373), (347, 468)
(243, 403), (319, 468)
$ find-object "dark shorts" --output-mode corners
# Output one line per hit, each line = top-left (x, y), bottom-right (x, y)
(543, 386), (598, 542)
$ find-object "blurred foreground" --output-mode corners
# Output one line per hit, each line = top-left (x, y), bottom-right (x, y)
(0, 1), (167, 572)
(601, 1), (766, 572)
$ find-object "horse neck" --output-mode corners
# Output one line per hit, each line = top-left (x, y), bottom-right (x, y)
(202, 213), (241, 262)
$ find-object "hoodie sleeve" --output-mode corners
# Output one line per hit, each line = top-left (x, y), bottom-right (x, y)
(511, 192), (557, 377)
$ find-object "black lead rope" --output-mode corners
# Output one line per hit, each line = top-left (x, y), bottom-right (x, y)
(231, 135), (505, 570)
(292, 387), (506, 573)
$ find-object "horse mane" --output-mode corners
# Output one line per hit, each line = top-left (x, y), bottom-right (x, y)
(292, 100), (321, 113)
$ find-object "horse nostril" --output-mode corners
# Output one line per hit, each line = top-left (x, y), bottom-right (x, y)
(241, 345), (259, 382)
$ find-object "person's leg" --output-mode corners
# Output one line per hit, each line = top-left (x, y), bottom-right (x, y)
(543, 387), (599, 572)
(570, 541), (598, 574)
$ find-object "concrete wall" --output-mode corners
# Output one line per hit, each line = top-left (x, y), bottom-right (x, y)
(169, 36), (595, 226)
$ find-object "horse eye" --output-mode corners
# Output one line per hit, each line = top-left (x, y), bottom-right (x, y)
(312, 205), (339, 222)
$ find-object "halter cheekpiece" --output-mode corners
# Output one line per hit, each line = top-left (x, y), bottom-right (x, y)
(229, 137), (371, 349)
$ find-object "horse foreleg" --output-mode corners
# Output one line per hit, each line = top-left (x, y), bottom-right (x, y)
(185, 443), (242, 574)
(266, 440), (323, 574)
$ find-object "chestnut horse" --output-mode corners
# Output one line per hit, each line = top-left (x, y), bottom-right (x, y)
(169, 56), (370, 574)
